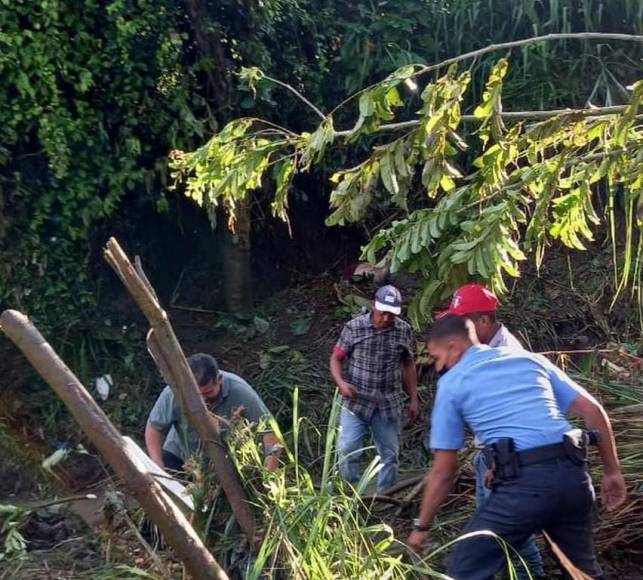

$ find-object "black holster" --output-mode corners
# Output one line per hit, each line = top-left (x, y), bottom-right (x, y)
(563, 429), (600, 465)
(483, 437), (520, 481)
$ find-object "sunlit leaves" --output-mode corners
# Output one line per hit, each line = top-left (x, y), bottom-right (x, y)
(474, 58), (508, 147)
(175, 57), (643, 325)
(272, 157), (296, 222)
(301, 119), (335, 168)
(326, 160), (379, 226)
(349, 65), (416, 138)
(170, 118), (295, 228)
(238, 66), (265, 97)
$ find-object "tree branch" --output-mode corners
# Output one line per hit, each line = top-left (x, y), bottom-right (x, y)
(333, 105), (630, 137)
(263, 75), (327, 122)
(104, 238), (257, 540)
(0, 309), (227, 580)
(330, 32), (643, 116)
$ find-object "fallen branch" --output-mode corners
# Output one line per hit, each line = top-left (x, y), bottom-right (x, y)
(334, 105), (630, 137)
(104, 238), (256, 539)
(0, 310), (227, 580)
(379, 474), (425, 497)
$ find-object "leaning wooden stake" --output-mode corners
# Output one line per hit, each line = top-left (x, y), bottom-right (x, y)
(0, 310), (227, 580)
(104, 237), (256, 539)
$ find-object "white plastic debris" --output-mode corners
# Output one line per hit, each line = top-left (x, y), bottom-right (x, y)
(95, 374), (113, 400)
(122, 436), (195, 512)
(42, 448), (70, 478)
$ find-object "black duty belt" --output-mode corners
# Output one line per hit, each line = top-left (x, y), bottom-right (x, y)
(517, 442), (570, 466)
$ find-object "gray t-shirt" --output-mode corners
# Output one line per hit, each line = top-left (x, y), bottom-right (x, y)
(147, 370), (272, 460)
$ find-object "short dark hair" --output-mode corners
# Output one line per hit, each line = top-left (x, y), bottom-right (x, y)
(187, 353), (220, 387)
(428, 314), (475, 343)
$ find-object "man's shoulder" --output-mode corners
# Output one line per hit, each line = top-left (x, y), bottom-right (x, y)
(221, 370), (253, 390)
(222, 371), (266, 402)
(437, 346), (500, 395)
(489, 346), (550, 372)
(490, 325), (523, 349)
(220, 371), (269, 416)
(394, 316), (412, 332)
(345, 313), (370, 330)
(445, 345), (496, 381)
(157, 384), (175, 401)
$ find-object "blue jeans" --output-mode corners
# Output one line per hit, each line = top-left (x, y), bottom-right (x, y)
(474, 451), (544, 578)
(451, 457), (601, 580)
(338, 407), (401, 492)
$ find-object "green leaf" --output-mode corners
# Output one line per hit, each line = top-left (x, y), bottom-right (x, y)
(419, 280), (442, 316)
(380, 151), (399, 195)
(290, 317), (313, 336)
(440, 174), (455, 192)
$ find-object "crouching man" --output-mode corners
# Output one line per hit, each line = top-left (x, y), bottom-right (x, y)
(409, 315), (626, 580)
(145, 353), (281, 472)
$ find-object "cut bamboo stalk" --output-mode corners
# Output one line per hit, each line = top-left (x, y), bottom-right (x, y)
(104, 237), (256, 539)
(0, 309), (227, 580)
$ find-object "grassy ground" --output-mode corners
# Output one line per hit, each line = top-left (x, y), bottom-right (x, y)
(1, 248), (641, 578)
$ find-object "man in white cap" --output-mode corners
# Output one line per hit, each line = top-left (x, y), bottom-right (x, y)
(330, 285), (418, 492)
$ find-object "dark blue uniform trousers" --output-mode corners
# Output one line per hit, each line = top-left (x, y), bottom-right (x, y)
(448, 457), (602, 580)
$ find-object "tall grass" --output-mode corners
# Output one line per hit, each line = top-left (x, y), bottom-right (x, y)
(219, 390), (519, 580)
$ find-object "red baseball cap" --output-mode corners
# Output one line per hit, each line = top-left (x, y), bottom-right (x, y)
(437, 283), (499, 317)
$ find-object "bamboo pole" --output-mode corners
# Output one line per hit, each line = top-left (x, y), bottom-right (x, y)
(0, 310), (227, 580)
(104, 237), (256, 539)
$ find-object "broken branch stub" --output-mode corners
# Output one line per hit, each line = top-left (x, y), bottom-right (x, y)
(104, 237), (256, 539)
(0, 310), (227, 580)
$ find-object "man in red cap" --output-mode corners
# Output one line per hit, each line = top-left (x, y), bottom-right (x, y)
(437, 283), (544, 578)
(439, 283), (522, 350)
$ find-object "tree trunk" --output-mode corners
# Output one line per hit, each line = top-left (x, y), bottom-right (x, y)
(0, 310), (227, 580)
(223, 198), (253, 313)
(104, 238), (256, 539)
(183, 0), (229, 110)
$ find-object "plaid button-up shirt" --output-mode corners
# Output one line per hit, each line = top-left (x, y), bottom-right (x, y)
(334, 313), (414, 420)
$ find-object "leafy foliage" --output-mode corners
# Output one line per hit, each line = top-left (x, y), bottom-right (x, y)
(223, 392), (462, 578)
(1, 0), (641, 333)
(0, 0), (203, 327)
(174, 44), (643, 327)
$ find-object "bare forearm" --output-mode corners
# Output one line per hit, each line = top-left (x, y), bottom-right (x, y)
(570, 395), (620, 473)
(584, 405), (620, 473)
(145, 424), (165, 467)
(402, 358), (418, 400)
(329, 355), (345, 387)
(263, 432), (281, 472)
(416, 469), (455, 527)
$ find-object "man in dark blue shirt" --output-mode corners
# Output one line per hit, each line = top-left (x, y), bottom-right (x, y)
(409, 315), (626, 579)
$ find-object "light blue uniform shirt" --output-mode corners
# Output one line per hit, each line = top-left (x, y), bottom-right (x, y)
(430, 345), (589, 451)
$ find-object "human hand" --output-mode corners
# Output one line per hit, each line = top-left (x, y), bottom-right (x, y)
(339, 381), (357, 399)
(406, 398), (419, 421)
(265, 454), (280, 472)
(231, 404), (246, 421)
(407, 529), (430, 552)
(601, 470), (627, 511)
